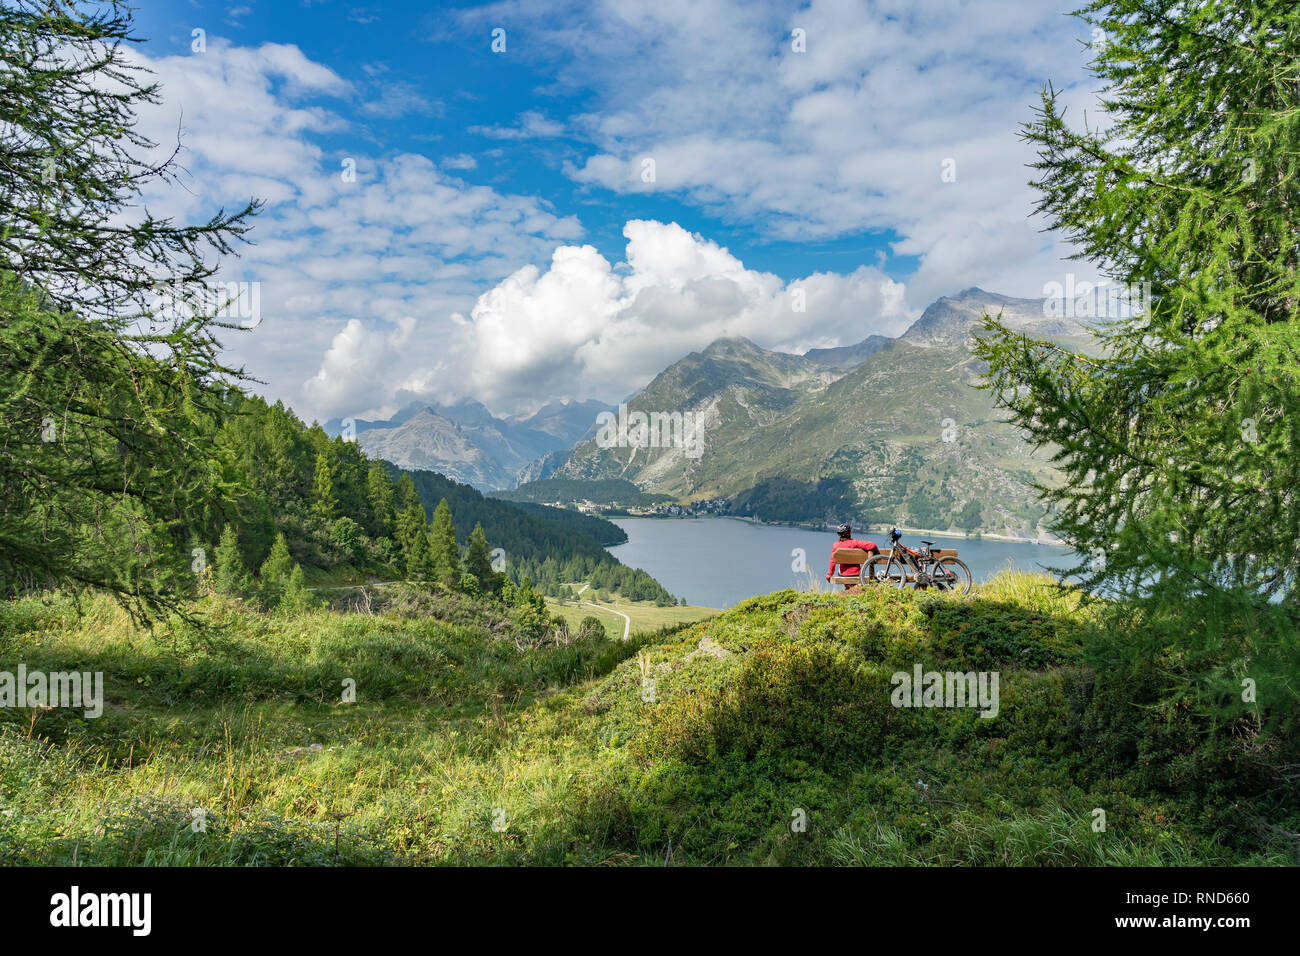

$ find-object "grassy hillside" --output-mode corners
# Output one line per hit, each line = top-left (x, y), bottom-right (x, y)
(545, 590), (717, 639)
(1, 573), (1291, 866)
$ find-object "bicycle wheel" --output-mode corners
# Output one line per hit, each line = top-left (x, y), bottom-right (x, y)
(931, 557), (972, 595)
(865, 555), (894, 584)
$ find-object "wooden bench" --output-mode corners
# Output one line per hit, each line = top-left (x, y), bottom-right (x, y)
(829, 548), (878, 588)
(830, 546), (960, 587)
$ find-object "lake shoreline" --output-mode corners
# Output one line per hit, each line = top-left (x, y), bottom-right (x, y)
(625, 513), (1063, 546)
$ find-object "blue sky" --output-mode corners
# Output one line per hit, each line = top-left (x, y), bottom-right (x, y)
(127, 0), (1101, 422)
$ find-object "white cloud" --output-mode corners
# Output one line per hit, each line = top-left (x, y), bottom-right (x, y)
(116, 8), (1113, 426)
(432, 220), (914, 412)
(457, 0), (1105, 307)
(469, 110), (565, 140)
(304, 316), (417, 413)
(126, 39), (588, 423)
(297, 220), (914, 420)
(360, 81), (442, 118)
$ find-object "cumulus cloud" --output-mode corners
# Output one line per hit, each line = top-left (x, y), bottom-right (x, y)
(125, 39), (587, 422)
(115, 9), (1113, 425)
(302, 220), (912, 418)
(434, 220), (912, 412)
(304, 317), (417, 413)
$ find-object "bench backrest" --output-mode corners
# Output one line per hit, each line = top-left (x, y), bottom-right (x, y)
(833, 548), (875, 564)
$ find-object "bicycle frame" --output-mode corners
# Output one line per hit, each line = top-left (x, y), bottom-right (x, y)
(880, 543), (923, 579)
(878, 539), (960, 587)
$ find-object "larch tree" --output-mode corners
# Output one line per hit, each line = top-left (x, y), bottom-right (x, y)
(429, 498), (460, 589)
(975, 0), (1299, 728)
(0, 1), (260, 617)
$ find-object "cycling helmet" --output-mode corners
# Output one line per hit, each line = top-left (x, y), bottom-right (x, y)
(836, 524), (852, 538)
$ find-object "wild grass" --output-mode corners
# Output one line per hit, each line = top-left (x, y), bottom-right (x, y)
(824, 806), (1288, 866)
(0, 575), (1293, 866)
(544, 589), (717, 638)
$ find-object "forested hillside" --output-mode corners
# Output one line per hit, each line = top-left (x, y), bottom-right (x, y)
(391, 465), (678, 603)
(2, 277), (673, 612)
(493, 477), (673, 509)
(509, 503), (626, 546)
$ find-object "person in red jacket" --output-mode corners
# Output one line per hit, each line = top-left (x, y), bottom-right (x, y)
(826, 523), (878, 585)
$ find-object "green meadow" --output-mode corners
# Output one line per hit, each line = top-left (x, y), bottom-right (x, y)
(2, 572), (1291, 866)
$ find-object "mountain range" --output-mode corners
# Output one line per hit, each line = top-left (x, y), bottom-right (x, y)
(327, 288), (1093, 538)
(323, 398), (614, 491)
(511, 288), (1095, 538)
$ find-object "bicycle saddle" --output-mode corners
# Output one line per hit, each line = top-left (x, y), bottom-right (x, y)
(920, 540), (936, 547)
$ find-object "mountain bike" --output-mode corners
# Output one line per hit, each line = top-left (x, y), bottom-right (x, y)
(867, 528), (972, 594)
